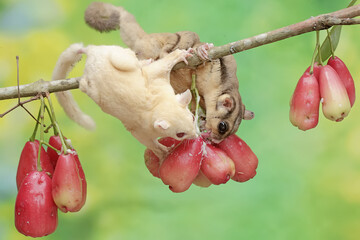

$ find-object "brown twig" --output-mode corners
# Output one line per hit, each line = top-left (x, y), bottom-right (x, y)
(0, 56), (42, 122)
(0, 94), (41, 118)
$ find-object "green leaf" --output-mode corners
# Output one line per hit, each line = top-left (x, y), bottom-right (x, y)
(315, 26), (342, 63)
(315, 0), (357, 63)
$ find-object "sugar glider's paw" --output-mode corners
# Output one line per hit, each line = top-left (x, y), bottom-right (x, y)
(195, 43), (214, 61)
(152, 144), (171, 163)
(181, 49), (194, 65)
(171, 49), (193, 65)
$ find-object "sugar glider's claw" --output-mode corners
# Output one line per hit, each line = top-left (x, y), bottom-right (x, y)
(181, 49), (195, 65)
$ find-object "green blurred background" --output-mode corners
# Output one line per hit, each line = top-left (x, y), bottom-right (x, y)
(1, 0), (360, 239)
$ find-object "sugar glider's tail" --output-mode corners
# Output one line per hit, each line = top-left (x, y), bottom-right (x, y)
(52, 43), (96, 130)
(84, 2), (200, 60)
(84, 2), (147, 50)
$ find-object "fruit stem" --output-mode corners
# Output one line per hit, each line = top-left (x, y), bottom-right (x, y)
(326, 28), (336, 59)
(55, 122), (69, 154)
(46, 94), (69, 154)
(30, 107), (41, 142)
(191, 73), (201, 136)
(44, 104), (58, 136)
(43, 141), (61, 153)
(309, 30), (321, 74)
(316, 31), (324, 66)
(37, 95), (46, 172)
(348, 0), (357, 8)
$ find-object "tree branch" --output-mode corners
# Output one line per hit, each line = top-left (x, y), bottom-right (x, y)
(177, 4), (360, 68)
(0, 4), (359, 100)
(0, 77), (80, 100)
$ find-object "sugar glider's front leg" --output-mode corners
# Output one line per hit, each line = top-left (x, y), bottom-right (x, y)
(143, 49), (193, 81)
(151, 140), (172, 162)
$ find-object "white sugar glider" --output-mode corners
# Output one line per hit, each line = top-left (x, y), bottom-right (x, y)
(84, 2), (254, 143)
(52, 43), (196, 159)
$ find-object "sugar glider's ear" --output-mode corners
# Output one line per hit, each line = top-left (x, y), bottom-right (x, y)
(176, 89), (192, 107)
(217, 94), (235, 111)
(242, 104), (255, 120)
(154, 119), (170, 130)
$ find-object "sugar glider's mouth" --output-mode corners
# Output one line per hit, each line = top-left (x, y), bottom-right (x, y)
(200, 131), (223, 144)
(210, 137), (223, 144)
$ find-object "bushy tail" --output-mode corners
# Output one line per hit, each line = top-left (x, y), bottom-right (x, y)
(84, 2), (147, 50)
(52, 43), (96, 130)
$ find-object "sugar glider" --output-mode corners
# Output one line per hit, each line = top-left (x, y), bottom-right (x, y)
(84, 2), (254, 143)
(52, 43), (196, 159)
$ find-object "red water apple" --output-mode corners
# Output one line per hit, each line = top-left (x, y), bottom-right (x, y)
(159, 137), (204, 192)
(47, 135), (62, 167)
(201, 144), (235, 185)
(289, 67), (321, 131)
(15, 171), (58, 237)
(319, 65), (351, 122)
(71, 152), (87, 212)
(16, 140), (54, 190)
(217, 135), (258, 182)
(327, 56), (355, 106)
(52, 154), (83, 212)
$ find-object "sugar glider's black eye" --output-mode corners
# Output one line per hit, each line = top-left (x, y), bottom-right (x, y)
(218, 121), (228, 135)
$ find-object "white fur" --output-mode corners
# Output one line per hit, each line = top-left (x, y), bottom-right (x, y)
(52, 44), (196, 159)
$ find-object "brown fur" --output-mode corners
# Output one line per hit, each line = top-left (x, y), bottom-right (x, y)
(84, 2), (253, 142)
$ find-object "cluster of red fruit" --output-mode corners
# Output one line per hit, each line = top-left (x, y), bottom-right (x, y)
(290, 56), (355, 131)
(15, 135), (87, 238)
(144, 134), (258, 193)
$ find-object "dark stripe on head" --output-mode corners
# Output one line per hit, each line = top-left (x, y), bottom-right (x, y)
(219, 87), (233, 96)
